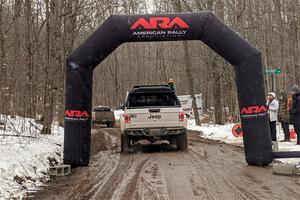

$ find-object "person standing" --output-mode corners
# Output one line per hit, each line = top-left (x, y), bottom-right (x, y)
(290, 85), (300, 145)
(277, 91), (290, 142)
(267, 92), (279, 141)
(168, 78), (176, 92)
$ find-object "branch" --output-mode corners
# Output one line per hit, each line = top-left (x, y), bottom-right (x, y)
(0, 134), (36, 138)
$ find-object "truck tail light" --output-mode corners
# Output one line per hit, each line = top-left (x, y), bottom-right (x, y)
(179, 112), (185, 121)
(124, 114), (131, 123)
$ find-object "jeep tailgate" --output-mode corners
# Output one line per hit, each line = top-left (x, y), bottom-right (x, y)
(125, 107), (184, 128)
(95, 111), (114, 120)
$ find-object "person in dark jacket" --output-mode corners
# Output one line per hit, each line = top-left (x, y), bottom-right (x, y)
(290, 85), (300, 145)
(277, 91), (290, 141)
(168, 78), (176, 92)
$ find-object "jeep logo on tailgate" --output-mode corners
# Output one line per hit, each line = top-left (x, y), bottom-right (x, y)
(148, 114), (161, 119)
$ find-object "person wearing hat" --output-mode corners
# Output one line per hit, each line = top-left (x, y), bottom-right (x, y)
(277, 91), (291, 141)
(290, 85), (300, 145)
(267, 92), (279, 141)
(168, 78), (176, 92)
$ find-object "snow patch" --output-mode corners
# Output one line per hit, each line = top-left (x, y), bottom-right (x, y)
(0, 115), (64, 199)
(187, 119), (243, 145)
(187, 119), (300, 165)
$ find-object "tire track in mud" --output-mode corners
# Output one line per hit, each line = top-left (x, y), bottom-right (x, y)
(31, 129), (300, 200)
(183, 148), (220, 200)
(186, 133), (261, 199)
(67, 128), (122, 199)
(187, 133), (300, 200)
(89, 128), (152, 200)
(91, 154), (134, 199)
(68, 151), (120, 199)
(187, 135), (267, 200)
(186, 147), (257, 199)
(135, 160), (170, 200)
(113, 156), (150, 200)
(92, 155), (151, 200)
(30, 128), (122, 200)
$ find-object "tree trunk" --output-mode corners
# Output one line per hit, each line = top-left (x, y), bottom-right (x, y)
(212, 57), (224, 125)
(0, 0), (8, 115)
(25, 0), (35, 118)
(173, 0), (201, 125)
(42, 0), (55, 134)
(10, 0), (22, 117)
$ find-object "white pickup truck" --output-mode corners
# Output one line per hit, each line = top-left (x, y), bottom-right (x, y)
(120, 85), (187, 152)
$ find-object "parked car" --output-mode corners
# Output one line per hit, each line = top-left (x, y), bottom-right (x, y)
(92, 106), (115, 128)
(120, 85), (187, 152)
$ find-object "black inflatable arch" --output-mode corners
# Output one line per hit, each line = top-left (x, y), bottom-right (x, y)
(64, 12), (273, 167)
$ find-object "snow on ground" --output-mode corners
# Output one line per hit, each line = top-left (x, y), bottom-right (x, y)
(187, 119), (243, 145)
(0, 115), (64, 199)
(187, 119), (300, 165)
(188, 120), (241, 143)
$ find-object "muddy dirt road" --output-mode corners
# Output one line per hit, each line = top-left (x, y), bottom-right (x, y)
(31, 128), (300, 200)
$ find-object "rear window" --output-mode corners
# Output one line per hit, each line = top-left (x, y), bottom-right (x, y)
(127, 93), (180, 107)
(94, 107), (111, 112)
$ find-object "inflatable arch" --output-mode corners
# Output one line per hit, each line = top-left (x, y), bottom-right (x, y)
(64, 12), (273, 167)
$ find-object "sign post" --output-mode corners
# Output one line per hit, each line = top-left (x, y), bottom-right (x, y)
(264, 68), (282, 92)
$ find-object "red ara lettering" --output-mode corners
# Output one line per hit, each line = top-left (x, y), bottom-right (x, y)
(65, 110), (89, 118)
(130, 17), (189, 30)
(240, 106), (267, 115)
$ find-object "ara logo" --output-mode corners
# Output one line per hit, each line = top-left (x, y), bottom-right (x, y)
(130, 17), (189, 30)
(148, 114), (162, 120)
(240, 105), (268, 119)
(241, 105), (267, 114)
(65, 110), (89, 121)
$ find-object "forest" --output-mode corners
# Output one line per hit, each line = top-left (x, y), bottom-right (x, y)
(0, 0), (299, 133)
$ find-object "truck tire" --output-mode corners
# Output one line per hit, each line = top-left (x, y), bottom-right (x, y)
(176, 131), (187, 151)
(121, 134), (131, 153)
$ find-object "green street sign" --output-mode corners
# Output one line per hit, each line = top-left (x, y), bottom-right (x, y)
(264, 68), (282, 75)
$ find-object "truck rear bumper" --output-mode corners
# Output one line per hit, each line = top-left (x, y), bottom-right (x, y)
(124, 127), (186, 137)
(93, 120), (114, 124)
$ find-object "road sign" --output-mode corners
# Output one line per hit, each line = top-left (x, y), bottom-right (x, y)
(232, 123), (243, 138)
(264, 68), (282, 74)
(264, 68), (282, 92)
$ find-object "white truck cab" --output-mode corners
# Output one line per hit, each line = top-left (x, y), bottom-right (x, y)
(120, 85), (187, 152)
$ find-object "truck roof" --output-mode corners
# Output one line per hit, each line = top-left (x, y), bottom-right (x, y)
(93, 106), (111, 111)
(130, 85), (174, 94)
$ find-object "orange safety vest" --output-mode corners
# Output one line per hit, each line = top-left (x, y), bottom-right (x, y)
(287, 97), (293, 110)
